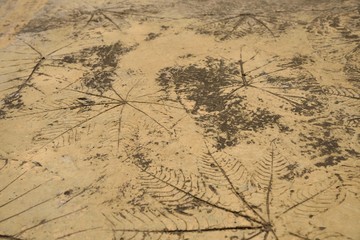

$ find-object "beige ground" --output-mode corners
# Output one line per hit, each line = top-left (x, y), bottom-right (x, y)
(0, 0), (359, 239)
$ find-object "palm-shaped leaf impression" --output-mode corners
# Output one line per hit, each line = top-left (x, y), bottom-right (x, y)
(0, 19), (113, 119)
(16, 78), (178, 153)
(0, 159), (97, 240)
(157, 48), (324, 149)
(193, 13), (279, 41)
(0, 0), (359, 239)
(2, 37), (181, 154)
(106, 140), (348, 240)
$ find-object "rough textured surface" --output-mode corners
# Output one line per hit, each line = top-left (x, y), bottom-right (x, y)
(0, 0), (359, 239)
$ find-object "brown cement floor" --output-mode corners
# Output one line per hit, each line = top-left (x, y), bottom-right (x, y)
(0, 0), (359, 239)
